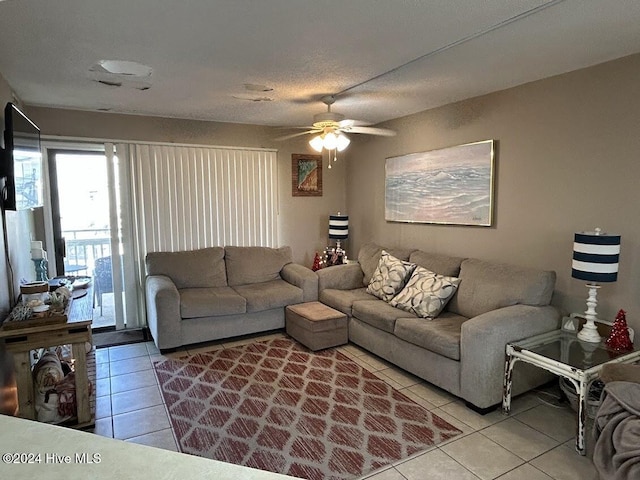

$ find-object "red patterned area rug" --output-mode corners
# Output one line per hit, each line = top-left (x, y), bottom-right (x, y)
(153, 338), (462, 480)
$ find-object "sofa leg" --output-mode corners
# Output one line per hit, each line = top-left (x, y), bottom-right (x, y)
(465, 401), (499, 415)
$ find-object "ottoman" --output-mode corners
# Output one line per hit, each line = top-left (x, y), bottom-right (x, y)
(285, 301), (348, 351)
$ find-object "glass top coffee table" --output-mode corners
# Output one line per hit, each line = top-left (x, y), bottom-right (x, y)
(502, 329), (640, 455)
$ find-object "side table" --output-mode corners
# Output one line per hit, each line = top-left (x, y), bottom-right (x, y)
(0, 286), (94, 428)
(502, 328), (640, 455)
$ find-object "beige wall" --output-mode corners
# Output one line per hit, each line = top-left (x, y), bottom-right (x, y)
(346, 53), (640, 333)
(24, 107), (347, 268)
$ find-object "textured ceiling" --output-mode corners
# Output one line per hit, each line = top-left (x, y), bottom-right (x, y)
(1, 0), (640, 129)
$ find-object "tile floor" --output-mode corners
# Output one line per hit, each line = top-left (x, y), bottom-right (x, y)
(91, 332), (599, 480)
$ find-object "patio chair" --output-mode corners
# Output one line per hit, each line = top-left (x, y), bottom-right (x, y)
(93, 256), (113, 315)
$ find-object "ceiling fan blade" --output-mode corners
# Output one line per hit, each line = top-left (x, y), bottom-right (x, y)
(348, 126), (396, 136)
(339, 118), (371, 128)
(274, 130), (320, 141)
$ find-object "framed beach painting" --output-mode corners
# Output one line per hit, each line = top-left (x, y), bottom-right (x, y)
(292, 154), (322, 197)
(385, 140), (495, 226)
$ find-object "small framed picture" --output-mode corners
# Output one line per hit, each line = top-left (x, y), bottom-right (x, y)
(292, 154), (322, 197)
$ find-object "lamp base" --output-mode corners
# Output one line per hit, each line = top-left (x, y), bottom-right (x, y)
(577, 283), (602, 343)
(577, 320), (602, 343)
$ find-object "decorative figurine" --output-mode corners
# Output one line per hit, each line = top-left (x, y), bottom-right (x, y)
(605, 309), (633, 352)
(312, 252), (322, 271)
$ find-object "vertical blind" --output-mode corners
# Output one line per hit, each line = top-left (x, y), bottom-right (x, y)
(105, 143), (148, 329)
(125, 143), (278, 253)
(104, 142), (278, 329)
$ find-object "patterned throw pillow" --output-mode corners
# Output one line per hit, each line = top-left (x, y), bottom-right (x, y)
(366, 251), (417, 302)
(390, 266), (461, 318)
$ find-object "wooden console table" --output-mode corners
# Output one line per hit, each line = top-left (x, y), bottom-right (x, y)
(0, 285), (94, 428)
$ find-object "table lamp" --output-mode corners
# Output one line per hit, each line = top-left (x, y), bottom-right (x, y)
(329, 213), (348, 252)
(326, 213), (348, 266)
(571, 228), (621, 343)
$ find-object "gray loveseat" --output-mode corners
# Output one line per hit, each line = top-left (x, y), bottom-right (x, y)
(145, 246), (317, 351)
(317, 243), (560, 411)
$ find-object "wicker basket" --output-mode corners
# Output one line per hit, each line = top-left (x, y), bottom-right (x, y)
(559, 377), (603, 418)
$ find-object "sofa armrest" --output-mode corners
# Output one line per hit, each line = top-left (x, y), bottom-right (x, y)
(281, 263), (318, 302)
(317, 263), (364, 292)
(280, 263), (318, 302)
(460, 304), (560, 409)
(601, 364), (640, 384)
(145, 275), (181, 350)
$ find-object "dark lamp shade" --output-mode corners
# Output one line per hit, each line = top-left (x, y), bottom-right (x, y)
(571, 231), (620, 283)
(329, 214), (349, 240)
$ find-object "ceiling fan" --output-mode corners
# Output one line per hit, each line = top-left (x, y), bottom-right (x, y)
(276, 95), (396, 153)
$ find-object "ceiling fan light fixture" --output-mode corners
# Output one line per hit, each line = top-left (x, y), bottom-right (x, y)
(309, 135), (324, 152)
(309, 132), (350, 153)
(336, 133), (350, 152)
(284, 95), (395, 152)
(323, 132), (339, 150)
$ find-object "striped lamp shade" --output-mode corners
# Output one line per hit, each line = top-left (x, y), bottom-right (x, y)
(329, 214), (349, 240)
(572, 230), (621, 283)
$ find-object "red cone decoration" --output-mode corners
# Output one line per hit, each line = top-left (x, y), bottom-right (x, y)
(605, 309), (633, 352)
(312, 252), (322, 271)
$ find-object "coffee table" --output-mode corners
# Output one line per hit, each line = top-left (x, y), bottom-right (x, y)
(285, 301), (347, 351)
(502, 329), (640, 455)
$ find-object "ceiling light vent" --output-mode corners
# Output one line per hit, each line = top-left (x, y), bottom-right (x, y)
(244, 83), (273, 92)
(232, 94), (274, 102)
(89, 59), (153, 90)
(96, 79), (123, 87)
(91, 60), (153, 77)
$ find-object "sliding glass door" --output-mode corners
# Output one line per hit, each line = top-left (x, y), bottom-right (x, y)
(46, 146), (138, 330)
(48, 150), (109, 275)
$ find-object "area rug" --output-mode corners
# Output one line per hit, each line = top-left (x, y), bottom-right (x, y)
(153, 338), (462, 480)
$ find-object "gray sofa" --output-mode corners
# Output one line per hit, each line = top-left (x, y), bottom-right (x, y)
(317, 243), (560, 411)
(145, 246), (317, 351)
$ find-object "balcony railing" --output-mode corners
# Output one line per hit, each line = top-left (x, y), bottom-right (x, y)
(61, 228), (115, 327)
(63, 228), (111, 276)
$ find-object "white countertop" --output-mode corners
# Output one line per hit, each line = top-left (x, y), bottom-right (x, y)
(0, 414), (294, 479)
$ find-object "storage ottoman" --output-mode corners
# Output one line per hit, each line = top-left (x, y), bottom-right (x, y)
(285, 301), (348, 351)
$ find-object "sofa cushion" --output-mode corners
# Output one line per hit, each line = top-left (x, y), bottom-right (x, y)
(409, 251), (465, 277)
(447, 258), (556, 319)
(319, 288), (375, 316)
(352, 299), (415, 334)
(225, 246), (292, 286)
(389, 266), (461, 318)
(358, 243), (415, 285)
(179, 286), (246, 319)
(394, 312), (467, 361)
(146, 247), (227, 289)
(232, 279), (303, 313)
(366, 251), (417, 302)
